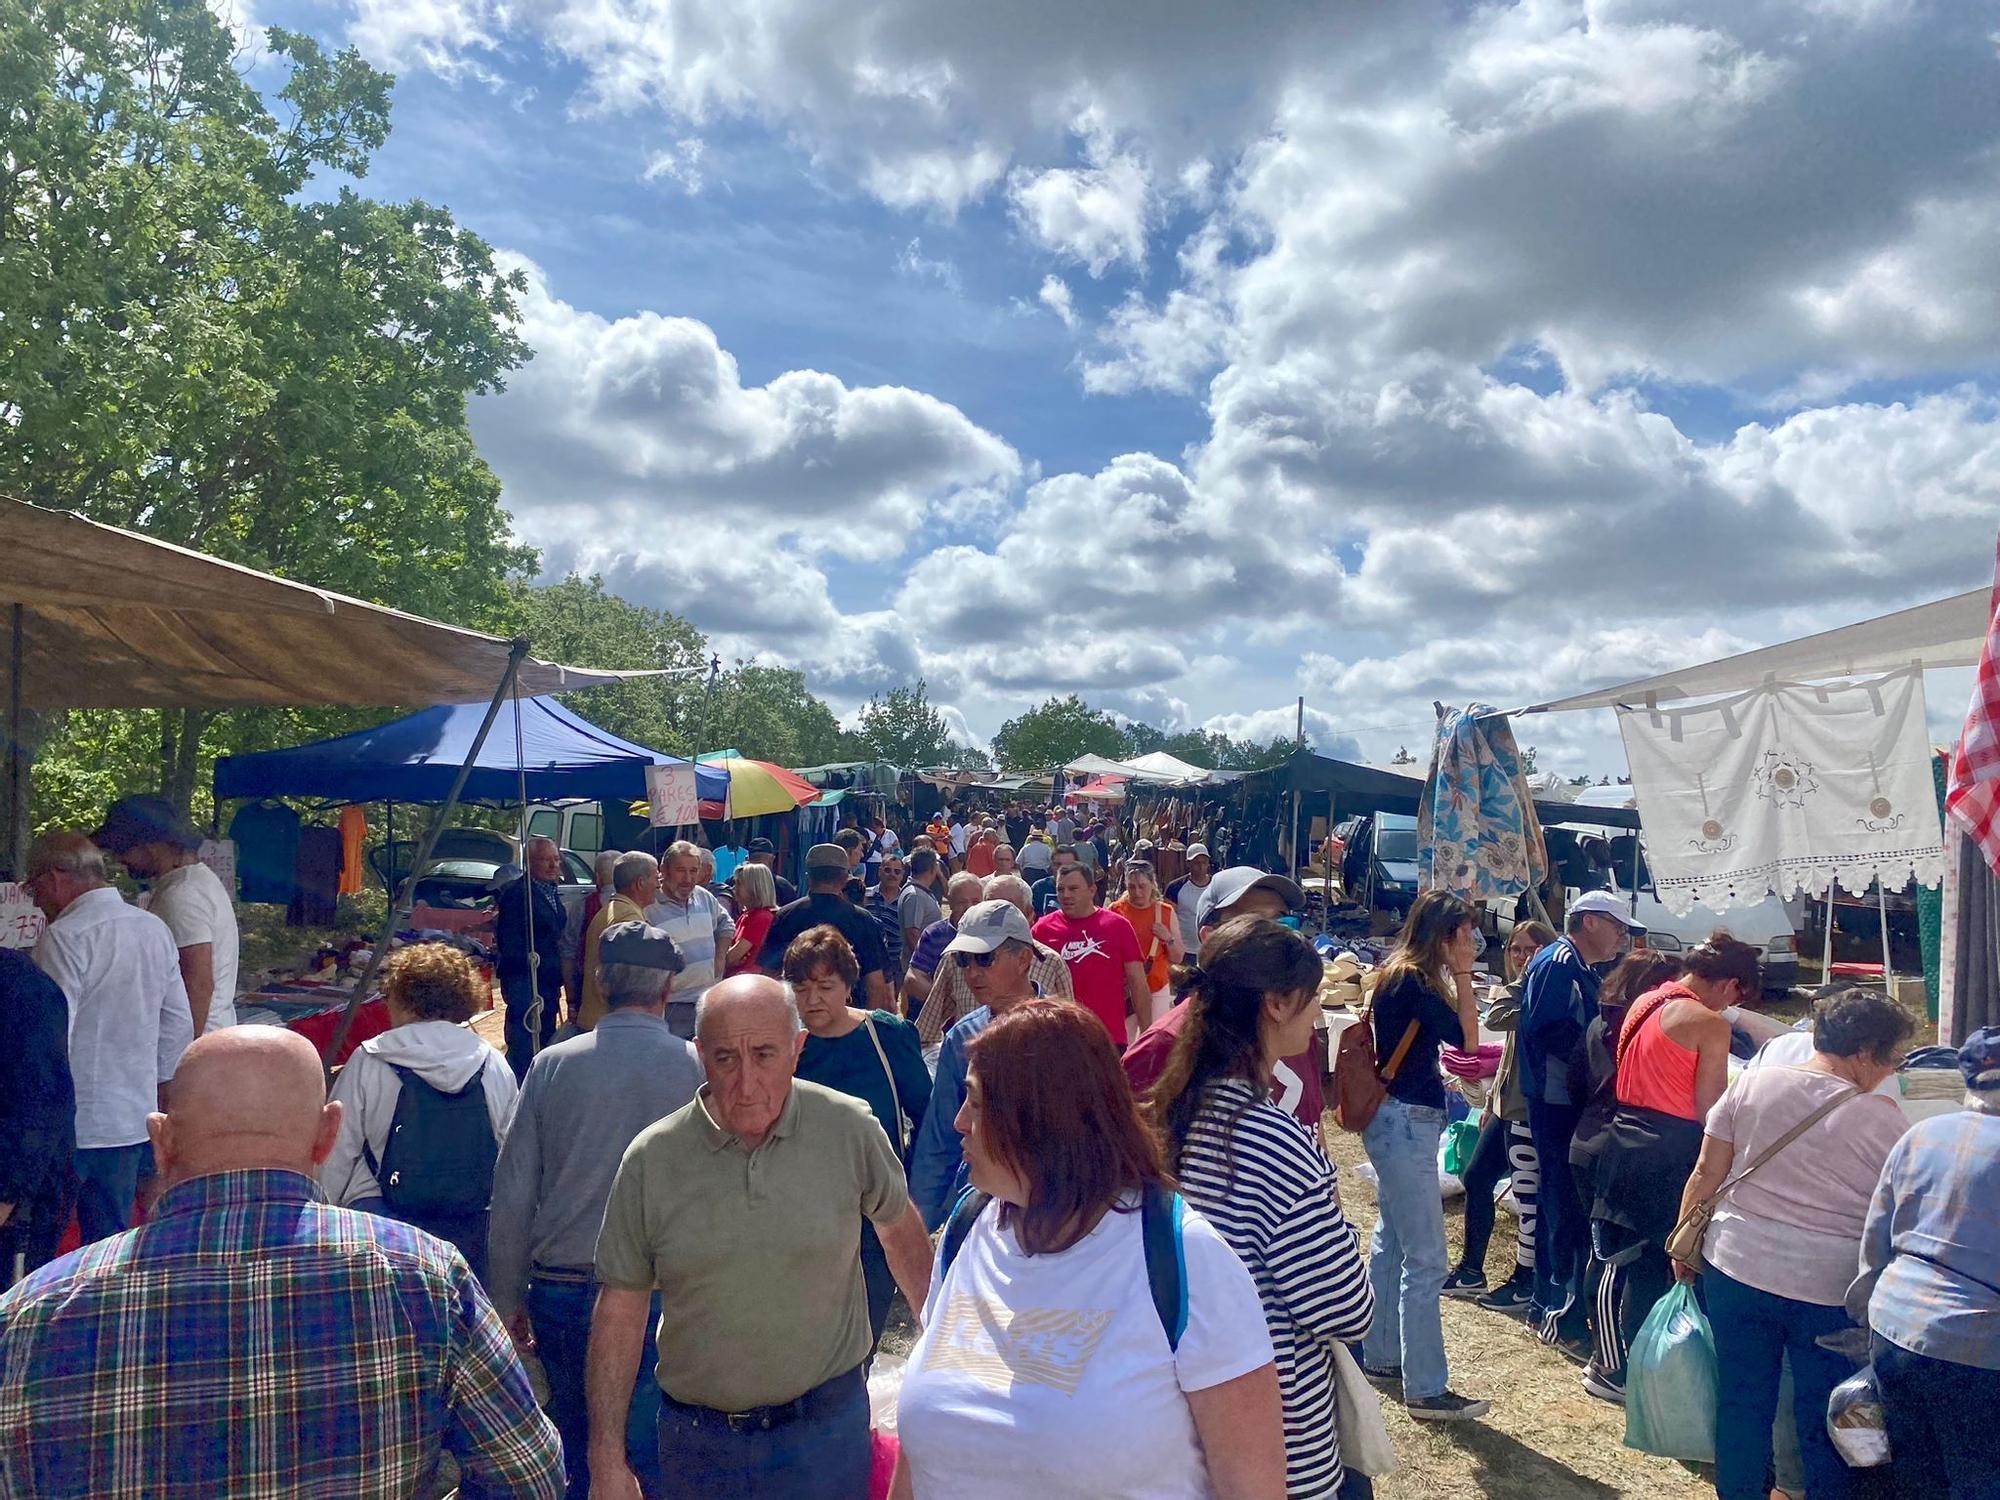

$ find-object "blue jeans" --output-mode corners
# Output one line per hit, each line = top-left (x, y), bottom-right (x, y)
(527, 1280), (663, 1500)
(74, 1143), (148, 1245)
(1872, 1332), (2000, 1500)
(1360, 1095), (1450, 1400)
(656, 1365), (871, 1500)
(1704, 1265), (1856, 1500)
(1525, 1097), (1584, 1323)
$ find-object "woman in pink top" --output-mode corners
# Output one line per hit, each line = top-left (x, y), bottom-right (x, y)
(1674, 987), (1913, 1500)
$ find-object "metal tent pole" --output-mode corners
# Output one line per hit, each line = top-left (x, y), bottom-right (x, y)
(1878, 880), (1896, 995)
(323, 640), (531, 1077)
(1821, 884), (1837, 982)
(513, 679), (541, 1054)
(7, 605), (24, 879)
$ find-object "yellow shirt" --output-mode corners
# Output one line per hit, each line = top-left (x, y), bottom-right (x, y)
(578, 893), (648, 1031)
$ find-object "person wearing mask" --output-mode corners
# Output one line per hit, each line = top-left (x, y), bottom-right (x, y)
(915, 875), (1075, 1061)
(1673, 987), (1912, 1500)
(758, 845), (894, 1011)
(1516, 890), (1644, 1347)
(746, 836), (797, 905)
(1166, 844), (1213, 939)
(26, 832), (192, 1245)
(318, 943), (517, 1279)
(908, 900), (1048, 1228)
(785, 927), (932, 1346)
(1147, 918), (1377, 1497)
(586, 977), (932, 1500)
(894, 999), (1286, 1500)
(1033, 862), (1150, 1044)
(1580, 936), (1758, 1404)
(578, 851), (660, 1032)
(904, 870), (982, 1019)
(1110, 859), (1184, 1025)
(723, 860), (779, 977)
(1444, 919), (1556, 1312)
(645, 840), (737, 1039)
(0, 1028), (562, 1500)
(488, 922), (699, 1500)
(1849, 1026), (2000, 1500)
(497, 836), (568, 1078)
(1356, 890), (1491, 1421)
(94, 795), (239, 1037)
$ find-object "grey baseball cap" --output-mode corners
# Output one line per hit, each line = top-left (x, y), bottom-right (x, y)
(598, 920), (685, 972)
(1195, 866), (1305, 929)
(943, 899), (1034, 955)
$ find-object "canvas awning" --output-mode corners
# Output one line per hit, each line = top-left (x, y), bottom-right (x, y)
(0, 497), (652, 709)
(1523, 585), (1992, 715)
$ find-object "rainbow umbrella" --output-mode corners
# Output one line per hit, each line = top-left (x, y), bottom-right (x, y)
(700, 757), (820, 819)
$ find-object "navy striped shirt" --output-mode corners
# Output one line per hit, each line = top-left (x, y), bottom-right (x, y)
(1176, 1078), (1376, 1497)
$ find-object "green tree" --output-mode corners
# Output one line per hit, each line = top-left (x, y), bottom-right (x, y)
(703, 664), (852, 767)
(1219, 734), (1308, 771)
(4, 1), (534, 811)
(853, 682), (956, 768)
(991, 695), (1125, 772)
(1391, 746), (1415, 765)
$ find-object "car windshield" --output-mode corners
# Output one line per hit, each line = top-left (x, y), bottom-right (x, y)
(1376, 822), (1418, 863)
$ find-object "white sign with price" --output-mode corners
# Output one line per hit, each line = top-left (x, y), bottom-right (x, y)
(646, 763), (701, 828)
(0, 882), (46, 951)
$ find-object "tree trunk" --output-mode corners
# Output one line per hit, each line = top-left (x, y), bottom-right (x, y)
(159, 708), (216, 820)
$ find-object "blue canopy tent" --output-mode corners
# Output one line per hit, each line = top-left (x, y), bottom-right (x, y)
(215, 696), (725, 805)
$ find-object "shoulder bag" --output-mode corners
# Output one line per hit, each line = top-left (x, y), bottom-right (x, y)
(1664, 1083), (1862, 1272)
(861, 1014), (908, 1153)
(1330, 986), (1421, 1135)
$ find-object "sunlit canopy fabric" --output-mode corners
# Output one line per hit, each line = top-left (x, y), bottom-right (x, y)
(1242, 749), (1642, 828)
(0, 497), (653, 709)
(1523, 586), (1991, 715)
(700, 758), (820, 819)
(213, 696), (724, 805)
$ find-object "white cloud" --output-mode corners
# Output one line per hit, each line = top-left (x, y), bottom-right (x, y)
(895, 238), (963, 294)
(1199, 706), (1363, 763)
(1007, 123), (1152, 275)
(641, 138), (706, 192)
(1038, 275), (1078, 330)
(346, 0), (504, 78)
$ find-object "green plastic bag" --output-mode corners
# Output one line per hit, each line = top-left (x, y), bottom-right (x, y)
(1624, 1283), (1718, 1462)
(1443, 1114), (1482, 1178)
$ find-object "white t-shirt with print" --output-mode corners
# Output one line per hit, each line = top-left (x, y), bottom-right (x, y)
(898, 1194), (1274, 1500)
(140, 860), (239, 1031)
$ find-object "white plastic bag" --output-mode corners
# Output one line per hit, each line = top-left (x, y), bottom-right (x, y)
(1827, 1365), (1890, 1468)
(868, 1354), (907, 1434)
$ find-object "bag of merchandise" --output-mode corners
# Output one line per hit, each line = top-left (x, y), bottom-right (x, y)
(1624, 1284), (1718, 1462)
(1826, 1365), (1890, 1468)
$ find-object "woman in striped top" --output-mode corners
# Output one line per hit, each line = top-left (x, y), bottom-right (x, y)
(1148, 916), (1378, 1497)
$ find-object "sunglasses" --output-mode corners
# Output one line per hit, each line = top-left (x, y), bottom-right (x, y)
(953, 950), (1002, 969)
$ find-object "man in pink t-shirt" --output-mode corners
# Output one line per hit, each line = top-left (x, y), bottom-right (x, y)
(1031, 864), (1149, 1041)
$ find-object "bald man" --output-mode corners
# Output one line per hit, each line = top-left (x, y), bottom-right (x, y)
(0, 1029), (563, 1500)
(587, 976), (931, 1500)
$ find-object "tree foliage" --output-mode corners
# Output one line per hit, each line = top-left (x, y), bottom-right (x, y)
(6, 0), (534, 812)
(991, 695), (1126, 772)
(852, 682), (956, 768)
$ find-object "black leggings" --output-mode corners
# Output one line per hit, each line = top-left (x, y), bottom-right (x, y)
(1458, 1114), (1536, 1274)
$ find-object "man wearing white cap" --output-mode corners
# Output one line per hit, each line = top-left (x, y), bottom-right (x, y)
(1122, 867), (1326, 1128)
(907, 900), (1041, 1229)
(1165, 844), (1212, 939)
(1518, 889), (1645, 1348)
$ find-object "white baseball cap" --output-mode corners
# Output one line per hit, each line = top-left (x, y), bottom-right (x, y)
(1186, 843), (1211, 861)
(1568, 889), (1646, 932)
(1195, 867), (1305, 929)
(943, 899), (1034, 955)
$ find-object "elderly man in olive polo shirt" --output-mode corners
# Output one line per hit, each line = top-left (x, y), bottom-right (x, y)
(587, 974), (931, 1500)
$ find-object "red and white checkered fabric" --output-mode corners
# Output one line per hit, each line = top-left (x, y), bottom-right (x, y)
(1947, 533), (2000, 875)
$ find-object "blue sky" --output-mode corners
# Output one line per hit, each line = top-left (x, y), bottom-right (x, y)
(247, 0), (2000, 772)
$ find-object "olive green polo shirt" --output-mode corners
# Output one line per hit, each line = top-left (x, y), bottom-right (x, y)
(594, 1077), (912, 1412)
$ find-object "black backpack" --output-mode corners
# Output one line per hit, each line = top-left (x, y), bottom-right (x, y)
(939, 1181), (1188, 1350)
(362, 1061), (498, 1261)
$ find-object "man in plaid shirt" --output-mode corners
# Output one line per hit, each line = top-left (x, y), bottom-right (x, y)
(0, 1027), (563, 1500)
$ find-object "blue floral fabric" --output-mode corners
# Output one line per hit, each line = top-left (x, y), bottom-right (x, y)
(1418, 705), (1549, 901)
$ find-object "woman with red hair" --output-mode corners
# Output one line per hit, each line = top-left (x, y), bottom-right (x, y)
(894, 1000), (1286, 1500)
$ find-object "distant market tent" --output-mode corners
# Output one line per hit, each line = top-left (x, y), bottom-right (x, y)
(214, 696), (725, 805)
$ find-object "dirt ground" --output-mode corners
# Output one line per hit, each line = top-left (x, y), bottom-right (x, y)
(1322, 1123), (1709, 1500)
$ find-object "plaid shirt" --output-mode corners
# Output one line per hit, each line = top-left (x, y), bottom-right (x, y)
(0, 1169), (564, 1499)
(1853, 1110), (2000, 1371)
(916, 938), (1074, 1047)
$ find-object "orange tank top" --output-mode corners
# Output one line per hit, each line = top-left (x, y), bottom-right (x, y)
(1615, 982), (1702, 1120)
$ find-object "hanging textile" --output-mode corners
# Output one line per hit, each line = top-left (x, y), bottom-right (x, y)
(1417, 703), (1549, 901)
(337, 806), (368, 897)
(1946, 533), (2000, 874)
(1915, 752), (1946, 1019)
(1941, 809), (2000, 1044)
(1617, 667), (1945, 918)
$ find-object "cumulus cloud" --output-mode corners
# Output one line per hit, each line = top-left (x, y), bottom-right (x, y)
(1199, 706), (1363, 763)
(1038, 275), (1079, 330)
(1007, 121), (1152, 275)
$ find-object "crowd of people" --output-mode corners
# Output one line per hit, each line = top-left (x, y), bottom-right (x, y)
(0, 789), (1996, 1500)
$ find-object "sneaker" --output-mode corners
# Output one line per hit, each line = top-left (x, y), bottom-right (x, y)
(1441, 1266), (1488, 1300)
(1360, 1363), (1403, 1390)
(1581, 1362), (1626, 1405)
(1476, 1280), (1536, 1315)
(1406, 1391), (1493, 1422)
(1550, 1332), (1593, 1366)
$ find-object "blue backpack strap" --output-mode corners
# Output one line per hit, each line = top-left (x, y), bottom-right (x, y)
(1140, 1182), (1189, 1352)
(939, 1187), (991, 1279)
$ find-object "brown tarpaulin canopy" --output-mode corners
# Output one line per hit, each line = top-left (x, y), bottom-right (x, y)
(0, 497), (641, 709)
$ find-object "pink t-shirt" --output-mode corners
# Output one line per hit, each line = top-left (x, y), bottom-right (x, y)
(1703, 1064), (1909, 1305)
(1032, 908), (1143, 1040)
